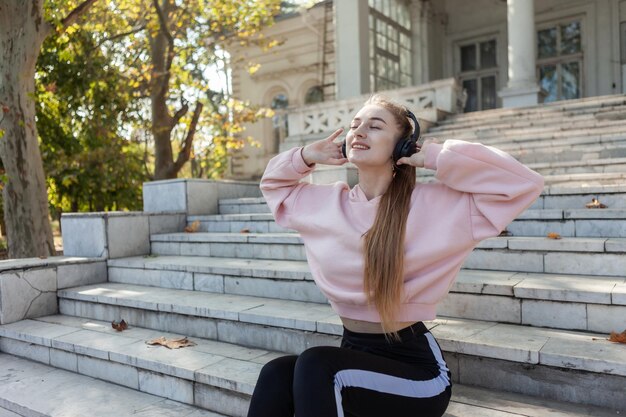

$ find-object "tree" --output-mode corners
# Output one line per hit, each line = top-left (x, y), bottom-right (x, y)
(98, 0), (282, 179)
(0, 0), (99, 259)
(37, 28), (147, 217)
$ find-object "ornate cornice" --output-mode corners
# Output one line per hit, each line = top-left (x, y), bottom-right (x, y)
(250, 63), (321, 81)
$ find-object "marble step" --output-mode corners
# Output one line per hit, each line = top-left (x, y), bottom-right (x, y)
(0, 353), (224, 417)
(215, 188), (626, 221)
(149, 232), (626, 276)
(510, 208), (626, 238)
(188, 209), (626, 238)
(427, 114), (626, 140)
(1, 320), (622, 417)
(416, 157), (626, 176)
(502, 138), (626, 162)
(434, 94), (626, 126)
(107, 255), (626, 333)
(427, 126), (626, 153)
(218, 198), (269, 215)
(48, 286), (626, 410)
(526, 157), (626, 176)
(187, 213), (289, 233)
(467, 236), (626, 277)
(542, 171), (626, 186)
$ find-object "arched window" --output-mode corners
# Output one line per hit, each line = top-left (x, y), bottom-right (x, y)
(304, 85), (324, 104)
(271, 93), (289, 152)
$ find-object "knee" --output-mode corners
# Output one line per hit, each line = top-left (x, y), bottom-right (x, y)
(257, 355), (297, 385)
(294, 346), (337, 376)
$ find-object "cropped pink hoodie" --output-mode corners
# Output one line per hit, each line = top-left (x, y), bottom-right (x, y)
(260, 140), (544, 322)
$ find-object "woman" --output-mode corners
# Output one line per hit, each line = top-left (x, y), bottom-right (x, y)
(248, 95), (544, 417)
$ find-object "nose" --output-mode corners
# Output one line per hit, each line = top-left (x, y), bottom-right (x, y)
(352, 124), (366, 138)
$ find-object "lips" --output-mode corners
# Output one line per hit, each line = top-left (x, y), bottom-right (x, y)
(351, 142), (370, 150)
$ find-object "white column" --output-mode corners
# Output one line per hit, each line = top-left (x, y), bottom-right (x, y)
(410, 0), (429, 85)
(498, 0), (544, 107)
(335, 0), (370, 99)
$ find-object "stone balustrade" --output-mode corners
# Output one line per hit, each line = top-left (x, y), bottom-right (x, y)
(286, 78), (463, 136)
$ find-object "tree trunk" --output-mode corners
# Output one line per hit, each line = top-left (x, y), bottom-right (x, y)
(0, 0), (56, 258)
(150, 0), (176, 180)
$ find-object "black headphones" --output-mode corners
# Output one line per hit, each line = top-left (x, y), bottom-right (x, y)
(341, 110), (420, 162)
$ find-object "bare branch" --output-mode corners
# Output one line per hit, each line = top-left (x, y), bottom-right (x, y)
(172, 102), (189, 129)
(59, 0), (99, 32)
(152, 0), (176, 101)
(173, 102), (203, 172)
(152, 0), (174, 44)
(90, 25), (147, 51)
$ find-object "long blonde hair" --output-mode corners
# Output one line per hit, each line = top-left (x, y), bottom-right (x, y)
(362, 95), (417, 337)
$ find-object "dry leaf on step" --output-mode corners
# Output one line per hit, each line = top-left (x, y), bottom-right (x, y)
(240, 228), (251, 233)
(547, 232), (561, 239)
(585, 198), (607, 209)
(112, 319), (128, 332)
(184, 220), (200, 233)
(146, 336), (197, 349)
(608, 330), (626, 344)
(499, 229), (512, 237)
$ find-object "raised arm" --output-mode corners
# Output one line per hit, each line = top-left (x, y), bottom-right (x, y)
(260, 129), (347, 228)
(399, 139), (544, 241)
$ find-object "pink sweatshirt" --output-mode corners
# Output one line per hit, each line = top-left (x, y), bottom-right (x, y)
(260, 140), (544, 322)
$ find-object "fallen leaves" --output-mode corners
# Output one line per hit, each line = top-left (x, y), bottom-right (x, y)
(585, 198), (607, 209)
(609, 330), (626, 344)
(240, 228), (251, 233)
(146, 336), (197, 349)
(112, 319), (128, 332)
(499, 229), (512, 237)
(184, 220), (200, 233)
(547, 232), (562, 240)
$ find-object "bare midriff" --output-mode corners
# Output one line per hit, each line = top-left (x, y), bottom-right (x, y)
(340, 317), (419, 334)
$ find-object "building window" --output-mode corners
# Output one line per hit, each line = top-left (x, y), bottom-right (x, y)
(458, 39), (498, 112)
(537, 20), (583, 102)
(304, 86), (324, 104)
(368, 0), (412, 92)
(271, 93), (289, 153)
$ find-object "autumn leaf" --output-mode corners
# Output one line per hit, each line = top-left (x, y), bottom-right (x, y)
(1, 105), (9, 114)
(240, 228), (251, 233)
(146, 336), (196, 349)
(609, 330), (626, 344)
(585, 198), (607, 209)
(184, 220), (200, 233)
(547, 232), (561, 240)
(499, 229), (512, 237)
(112, 319), (128, 331)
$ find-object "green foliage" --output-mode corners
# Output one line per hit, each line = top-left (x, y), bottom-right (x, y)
(191, 93), (274, 178)
(36, 26), (147, 215)
(87, 0), (281, 178)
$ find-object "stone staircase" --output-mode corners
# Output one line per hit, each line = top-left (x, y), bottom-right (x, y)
(2, 94), (626, 416)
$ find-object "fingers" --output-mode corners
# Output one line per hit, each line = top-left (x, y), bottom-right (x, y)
(396, 157), (410, 166)
(327, 157), (349, 165)
(326, 128), (344, 142)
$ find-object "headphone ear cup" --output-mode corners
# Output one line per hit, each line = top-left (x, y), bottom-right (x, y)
(341, 142), (347, 158)
(392, 138), (418, 162)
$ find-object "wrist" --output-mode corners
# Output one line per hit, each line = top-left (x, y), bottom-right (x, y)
(301, 146), (315, 167)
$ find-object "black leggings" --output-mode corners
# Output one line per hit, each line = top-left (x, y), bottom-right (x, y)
(247, 322), (452, 417)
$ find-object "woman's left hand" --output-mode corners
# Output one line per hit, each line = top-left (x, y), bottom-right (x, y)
(396, 138), (438, 168)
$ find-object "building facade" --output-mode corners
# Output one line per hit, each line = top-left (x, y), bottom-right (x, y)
(228, 0), (626, 179)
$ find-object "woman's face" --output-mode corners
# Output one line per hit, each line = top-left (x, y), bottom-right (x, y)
(346, 104), (401, 168)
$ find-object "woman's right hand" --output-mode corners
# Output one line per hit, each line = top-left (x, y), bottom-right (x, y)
(301, 128), (348, 166)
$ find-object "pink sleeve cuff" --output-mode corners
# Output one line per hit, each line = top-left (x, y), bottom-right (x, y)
(424, 142), (443, 170)
(292, 147), (316, 174)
